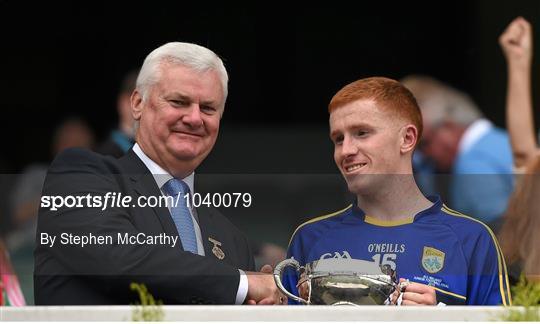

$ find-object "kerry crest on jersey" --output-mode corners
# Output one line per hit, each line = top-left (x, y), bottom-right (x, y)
(422, 246), (445, 273)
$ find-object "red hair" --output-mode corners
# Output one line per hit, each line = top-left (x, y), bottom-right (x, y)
(329, 77), (423, 141)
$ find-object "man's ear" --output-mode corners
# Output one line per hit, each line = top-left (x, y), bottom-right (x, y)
(400, 124), (418, 154)
(131, 90), (144, 121)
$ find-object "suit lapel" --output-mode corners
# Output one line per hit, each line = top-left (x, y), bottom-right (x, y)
(197, 206), (216, 255)
(119, 150), (179, 239)
(197, 206), (227, 262)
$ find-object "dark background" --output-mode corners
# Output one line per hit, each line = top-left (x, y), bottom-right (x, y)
(0, 0), (539, 172)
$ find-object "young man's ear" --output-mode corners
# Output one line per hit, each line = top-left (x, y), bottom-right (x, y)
(400, 124), (418, 154)
(131, 90), (144, 121)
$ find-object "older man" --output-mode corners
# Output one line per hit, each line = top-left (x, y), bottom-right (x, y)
(34, 42), (279, 305)
(401, 76), (514, 225)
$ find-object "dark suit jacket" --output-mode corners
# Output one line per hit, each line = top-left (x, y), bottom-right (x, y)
(34, 148), (255, 305)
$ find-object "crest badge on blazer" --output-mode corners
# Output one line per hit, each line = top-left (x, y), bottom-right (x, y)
(208, 237), (225, 260)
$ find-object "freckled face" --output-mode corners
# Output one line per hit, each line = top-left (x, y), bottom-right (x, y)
(330, 99), (405, 194)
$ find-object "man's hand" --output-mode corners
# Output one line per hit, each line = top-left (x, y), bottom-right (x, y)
(499, 16), (533, 69)
(245, 264), (285, 305)
(391, 278), (437, 306)
(297, 272), (309, 301)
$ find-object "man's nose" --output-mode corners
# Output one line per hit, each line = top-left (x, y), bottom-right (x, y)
(183, 104), (204, 128)
(341, 135), (358, 156)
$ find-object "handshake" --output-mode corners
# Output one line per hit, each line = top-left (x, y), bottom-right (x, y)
(245, 265), (287, 305)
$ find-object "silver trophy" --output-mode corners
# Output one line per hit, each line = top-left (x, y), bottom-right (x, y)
(274, 258), (398, 305)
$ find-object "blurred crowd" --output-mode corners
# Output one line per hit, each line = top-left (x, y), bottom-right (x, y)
(1, 17), (539, 305)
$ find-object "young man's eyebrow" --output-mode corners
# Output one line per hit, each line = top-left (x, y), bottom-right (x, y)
(330, 130), (341, 138)
(349, 122), (374, 129)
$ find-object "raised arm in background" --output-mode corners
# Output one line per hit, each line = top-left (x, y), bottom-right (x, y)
(499, 16), (538, 169)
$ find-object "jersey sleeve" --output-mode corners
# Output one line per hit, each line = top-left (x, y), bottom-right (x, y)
(282, 231), (306, 305)
(466, 226), (512, 305)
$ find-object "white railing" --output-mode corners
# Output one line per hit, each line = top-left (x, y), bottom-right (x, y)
(0, 305), (524, 321)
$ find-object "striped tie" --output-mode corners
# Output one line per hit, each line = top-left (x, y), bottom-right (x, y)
(162, 178), (198, 254)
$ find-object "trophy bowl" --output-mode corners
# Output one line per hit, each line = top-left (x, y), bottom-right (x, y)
(274, 257), (398, 305)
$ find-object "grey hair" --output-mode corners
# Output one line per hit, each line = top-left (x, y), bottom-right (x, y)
(401, 75), (483, 127)
(136, 42), (229, 103)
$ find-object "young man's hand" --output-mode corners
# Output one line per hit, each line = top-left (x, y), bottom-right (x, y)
(391, 278), (437, 305)
(296, 272), (309, 301)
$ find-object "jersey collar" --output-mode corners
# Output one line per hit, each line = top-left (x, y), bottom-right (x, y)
(343, 195), (443, 226)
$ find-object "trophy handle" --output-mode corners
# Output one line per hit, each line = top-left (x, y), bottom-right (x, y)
(273, 258), (309, 304)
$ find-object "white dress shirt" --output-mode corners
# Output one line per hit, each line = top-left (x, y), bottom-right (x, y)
(132, 143), (248, 304)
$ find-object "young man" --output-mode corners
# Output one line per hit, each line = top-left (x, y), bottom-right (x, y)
(284, 77), (511, 305)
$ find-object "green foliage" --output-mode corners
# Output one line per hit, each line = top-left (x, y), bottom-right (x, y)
(501, 275), (540, 322)
(130, 282), (165, 322)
